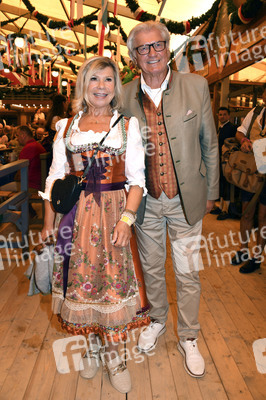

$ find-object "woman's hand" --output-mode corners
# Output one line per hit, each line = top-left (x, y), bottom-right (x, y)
(41, 225), (56, 242)
(112, 220), (132, 247)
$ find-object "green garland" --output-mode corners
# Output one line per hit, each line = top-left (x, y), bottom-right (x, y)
(2, 0), (263, 79)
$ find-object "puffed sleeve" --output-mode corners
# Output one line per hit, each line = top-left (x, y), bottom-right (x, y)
(125, 116), (147, 195)
(38, 118), (69, 200)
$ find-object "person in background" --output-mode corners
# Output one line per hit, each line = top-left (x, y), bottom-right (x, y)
(66, 101), (75, 118)
(8, 126), (19, 148)
(210, 107), (237, 220)
(33, 107), (46, 125)
(0, 118), (6, 128)
(231, 84), (266, 273)
(45, 94), (67, 139)
(0, 124), (9, 145)
(17, 125), (46, 218)
(122, 21), (219, 378)
(35, 126), (53, 153)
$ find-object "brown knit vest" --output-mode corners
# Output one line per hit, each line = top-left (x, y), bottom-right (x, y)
(142, 93), (178, 199)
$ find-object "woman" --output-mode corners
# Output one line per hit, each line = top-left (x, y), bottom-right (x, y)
(40, 57), (149, 394)
(45, 94), (67, 139)
(33, 107), (46, 125)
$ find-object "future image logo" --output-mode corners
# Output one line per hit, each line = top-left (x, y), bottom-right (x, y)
(53, 335), (88, 374)
(252, 338), (266, 374)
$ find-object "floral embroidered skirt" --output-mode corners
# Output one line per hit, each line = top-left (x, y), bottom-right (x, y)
(52, 189), (150, 341)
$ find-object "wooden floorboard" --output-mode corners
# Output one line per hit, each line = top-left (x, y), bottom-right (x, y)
(0, 212), (265, 400)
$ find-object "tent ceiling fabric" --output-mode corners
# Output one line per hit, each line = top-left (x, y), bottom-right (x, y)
(0, 0), (215, 80)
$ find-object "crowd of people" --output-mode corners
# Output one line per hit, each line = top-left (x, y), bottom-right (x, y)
(0, 20), (265, 395)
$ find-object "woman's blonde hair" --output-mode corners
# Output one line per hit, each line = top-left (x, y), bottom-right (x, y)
(72, 56), (123, 113)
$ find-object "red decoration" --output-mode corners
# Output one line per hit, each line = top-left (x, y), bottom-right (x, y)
(98, 24), (105, 56)
(114, 0), (118, 16)
(27, 42), (31, 65)
(183, 21), (191, 34)
(134, 7), (145, 20)
(238, 5), (253, 24)
(32, 10), (38, 18)
(67, 19), (74, 28)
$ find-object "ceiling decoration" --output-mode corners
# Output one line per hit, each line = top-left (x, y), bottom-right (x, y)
(0, 0), (264, 85)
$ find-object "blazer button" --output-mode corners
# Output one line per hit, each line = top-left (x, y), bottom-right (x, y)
(159, 152), (163, 156)
(160, 172), (164, 176)
(158, 121), (162, 125)
(159, 142), (163, 146)
(158, 132), (163, 136)
(157, 112), (161, 116)
(160, 163), (164, 166)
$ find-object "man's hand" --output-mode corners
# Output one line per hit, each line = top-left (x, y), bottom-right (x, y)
(241, 140), (253, 153)
(206, 200), (215, 214)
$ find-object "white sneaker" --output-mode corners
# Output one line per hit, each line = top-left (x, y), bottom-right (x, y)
(105, 356), (131, 394)
(138, 321), (166, 352)
(79, 344), (101, 379)
(177, 339), (205, 378)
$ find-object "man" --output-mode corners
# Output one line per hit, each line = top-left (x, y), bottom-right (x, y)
(122, 21), (219, 378)
(211, 107), (237, 220)
(0, 123), (8, 145)
(35, 127), (53, 153)
(17, 125), (46, 217)
(231, 84), (266, 274)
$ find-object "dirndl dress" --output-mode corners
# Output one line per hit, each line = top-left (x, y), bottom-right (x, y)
(52, 116), (150, 342)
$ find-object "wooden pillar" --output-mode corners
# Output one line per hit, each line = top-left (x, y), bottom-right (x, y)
(220, 76), (229, 107)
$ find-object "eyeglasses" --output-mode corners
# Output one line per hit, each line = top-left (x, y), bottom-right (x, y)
(135, 41), (166, 55)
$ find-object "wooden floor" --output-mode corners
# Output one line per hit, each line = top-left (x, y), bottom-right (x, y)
(0, 212), (265, 400)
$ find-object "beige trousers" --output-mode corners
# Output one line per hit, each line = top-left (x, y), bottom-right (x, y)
(135, 192), (202, 340)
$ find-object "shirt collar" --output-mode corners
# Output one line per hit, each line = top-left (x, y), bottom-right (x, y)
(140, 67), (171, 93)
(220, 120), (230, 128)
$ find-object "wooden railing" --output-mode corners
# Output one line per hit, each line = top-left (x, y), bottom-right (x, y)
(0, 160), (29, 254)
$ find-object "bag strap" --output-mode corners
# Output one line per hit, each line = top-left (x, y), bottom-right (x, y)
(246, 105), (264, 139)
(81, 114), (124, 179)
(63, 117), (74, 138)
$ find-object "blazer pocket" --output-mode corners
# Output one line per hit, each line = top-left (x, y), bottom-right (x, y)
(199, 159), (207, 177)
(183, 111), (197, 122)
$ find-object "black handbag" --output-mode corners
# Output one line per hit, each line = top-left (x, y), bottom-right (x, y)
(51, 114), (123, 214)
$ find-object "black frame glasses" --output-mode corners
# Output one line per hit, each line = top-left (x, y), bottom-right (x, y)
(135, 41), (166, 55)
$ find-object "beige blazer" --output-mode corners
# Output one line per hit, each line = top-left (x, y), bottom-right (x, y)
(121, 70), (219, 226)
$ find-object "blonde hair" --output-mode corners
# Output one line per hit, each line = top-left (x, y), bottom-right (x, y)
(72, 57), (123, 113)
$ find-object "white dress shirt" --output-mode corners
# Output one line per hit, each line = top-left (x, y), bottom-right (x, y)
(140, 67), (171, 107)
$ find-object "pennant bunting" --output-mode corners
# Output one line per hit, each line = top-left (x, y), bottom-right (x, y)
(70, 0), (75, 20)
(114, 0), (117, 16)
(77, 0), (83, 19)
(116, 26), (121, 64)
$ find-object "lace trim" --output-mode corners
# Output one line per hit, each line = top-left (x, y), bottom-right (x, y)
(63, 296), (137, 313)
(52, 289), (138, 313)
(52, 282), (138, 304)
(65, 114), (127, 155)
